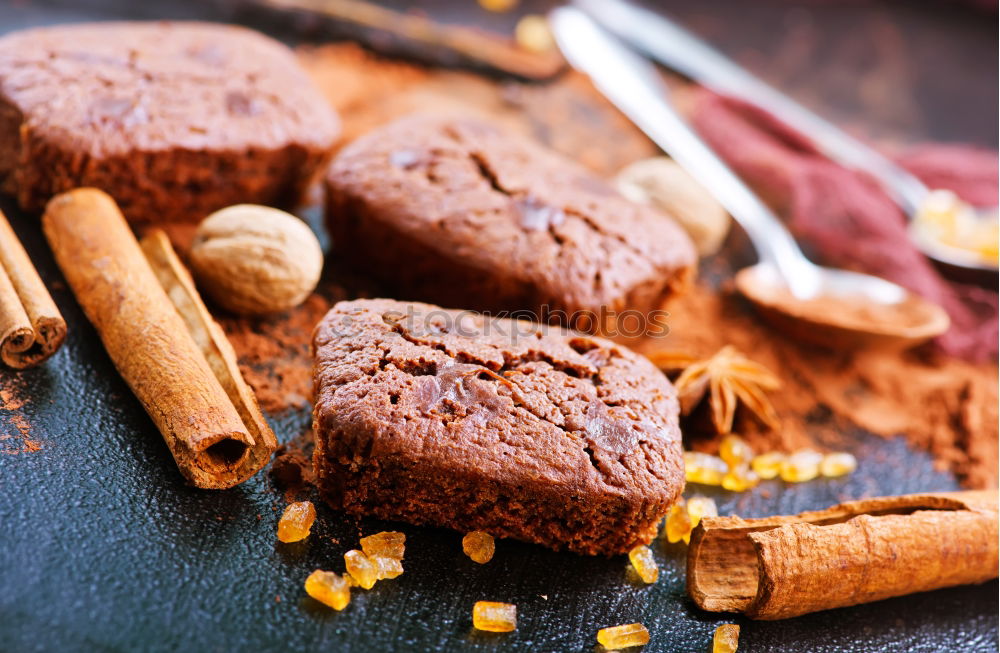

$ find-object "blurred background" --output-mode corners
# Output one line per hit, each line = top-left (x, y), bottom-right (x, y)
(3, 0), (997, 148)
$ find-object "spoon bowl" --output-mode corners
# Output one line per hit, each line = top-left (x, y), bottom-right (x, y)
(735, 263), (951, 350)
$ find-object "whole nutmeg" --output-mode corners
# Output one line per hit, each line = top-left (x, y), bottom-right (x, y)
(616, 157), (731, 257)
(189, 204), (323, 315)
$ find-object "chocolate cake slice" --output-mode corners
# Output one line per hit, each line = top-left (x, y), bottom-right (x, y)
(324, 116), (696, 334)
(0, 22), (339, 222)
(312, 299), (685, 555)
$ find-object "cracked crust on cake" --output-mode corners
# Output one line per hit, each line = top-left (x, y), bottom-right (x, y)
(312, 298), (685, 555)
(324, 116), (696, 333)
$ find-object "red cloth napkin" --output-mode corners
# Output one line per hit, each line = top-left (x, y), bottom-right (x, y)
(691, 90), (998, 362)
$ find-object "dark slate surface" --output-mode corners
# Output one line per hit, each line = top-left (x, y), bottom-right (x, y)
(0, 1), (997, 652)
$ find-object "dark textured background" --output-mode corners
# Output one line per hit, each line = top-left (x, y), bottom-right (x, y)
(0, 1), (997, 651)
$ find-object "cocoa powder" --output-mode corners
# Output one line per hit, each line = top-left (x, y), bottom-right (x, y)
(219, 293), (333, 414)
(1, 379), (42, 455)
(645, 283), (998, 488)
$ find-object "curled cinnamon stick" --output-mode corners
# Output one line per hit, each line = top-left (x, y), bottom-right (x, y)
(140, 229), (276, 481)
(687, 490), (998, 620)
(0, 209), (66, 368)
(42, 188), (275, 489)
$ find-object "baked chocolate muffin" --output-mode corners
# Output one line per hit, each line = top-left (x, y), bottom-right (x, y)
(312, 298), (685, 555)
(0, 22), (339, 222)
(325, 116), (696, 334)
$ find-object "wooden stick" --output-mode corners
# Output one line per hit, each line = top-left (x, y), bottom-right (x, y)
(0, 209), (66, 368)
(140, 229), (276, 480)
(260, 0), (564, 81)
(687, 490), (998, 620)
(42, 188), (275, 489)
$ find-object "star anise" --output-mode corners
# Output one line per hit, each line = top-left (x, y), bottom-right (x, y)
(649, 346), (781, 434)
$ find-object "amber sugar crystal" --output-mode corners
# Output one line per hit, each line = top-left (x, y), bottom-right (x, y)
(596, 622), (650, 650)
(780, 449), (823, 483)
(463, 531), (496, 564)
(713, 624), (740, 653)
(277, 501), (316, 543)
(478, 0), (518, 12)
(472, 601), (517, 632)
(666, 497), (718, 544)
(719, 434), (753, 467)
(685, 451), (728, 486)
(686, 496), (718, 530)
(820, 452), (858, 477)
(515, 15), (555, 53)
(628, 545), (659, 583)
(750, 452), (785, 480)
(344, 549), (379, 590)
(360, 531), (406, 560)
(664, 500), (692, 543)
(722, 463), (759, 492)
(304, 569), (351, 611)
(371, 554), (404, 580)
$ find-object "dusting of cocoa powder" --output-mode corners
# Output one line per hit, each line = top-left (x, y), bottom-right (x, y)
(217, 257), (382, 414)
(648, 283), (998, 488)
(1, 380), (43, 455)
(219, 293), (333, 413)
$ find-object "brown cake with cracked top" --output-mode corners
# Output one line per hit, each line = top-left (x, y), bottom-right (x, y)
(325, 116), (696, 334)
(0, 22), (339, 222)
(312, 298), (685, 555)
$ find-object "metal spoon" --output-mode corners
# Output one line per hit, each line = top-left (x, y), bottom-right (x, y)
(550, 7), (950, 349)
(574, 0), (999, 277)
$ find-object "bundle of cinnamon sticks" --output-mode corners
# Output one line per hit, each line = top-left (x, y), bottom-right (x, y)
(0, 209), (65, 369)
(42, 188), (276, 489)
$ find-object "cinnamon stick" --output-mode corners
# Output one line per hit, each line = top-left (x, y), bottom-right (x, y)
(42, 188), (275, 489)
(687, 490), (998, 620)
(0, 209), (66, 368)
(140, 229), (277, 480)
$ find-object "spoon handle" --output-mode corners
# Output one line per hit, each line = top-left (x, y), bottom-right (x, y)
(574, 0), (930, 216)
(550, 7), (821, 294)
